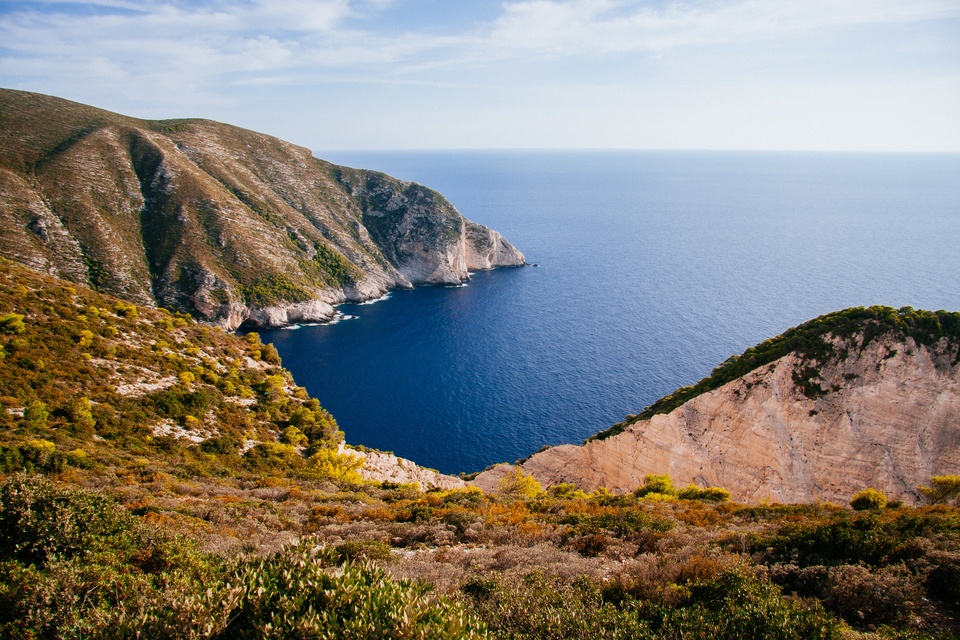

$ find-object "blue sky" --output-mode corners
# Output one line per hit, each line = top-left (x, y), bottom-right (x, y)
(1, 0), (958, 151)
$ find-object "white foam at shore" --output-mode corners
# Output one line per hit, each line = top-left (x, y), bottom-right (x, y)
(357, 292), (391, 305)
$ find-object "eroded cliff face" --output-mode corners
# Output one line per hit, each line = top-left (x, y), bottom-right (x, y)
(338, 444), (466, 491)
(475, 334), (960, 504)
(0, 89), (524, 329)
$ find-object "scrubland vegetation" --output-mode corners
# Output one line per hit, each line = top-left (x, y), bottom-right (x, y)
(1, 258), (959, 638)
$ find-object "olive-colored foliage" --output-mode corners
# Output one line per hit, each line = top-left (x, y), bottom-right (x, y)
(752, 505), (960, 630)
(302, 447), (364, 483)
(591, 306), (960, 441)
(634, 473), (677, 498)
(677, 484), (732, 503)
(921, 475), (960, 506)
(0, 476), (486, 639)
(214, 544), (487, 639)
(0, 259), (343, 482)
(850, 487), (888, 510)
(0, 475), (222, 639)
(497, 468), (544, 500)
(462, 568), (842, 640)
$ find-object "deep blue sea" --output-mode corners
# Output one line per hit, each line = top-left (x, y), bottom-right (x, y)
(257, 151), (960, 475)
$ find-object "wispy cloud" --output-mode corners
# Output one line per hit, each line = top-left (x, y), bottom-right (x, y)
(486, 0), (960, 55)
(1, 0), (957, 149)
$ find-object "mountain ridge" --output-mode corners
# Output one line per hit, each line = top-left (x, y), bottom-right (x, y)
(0, 88), (524, 330)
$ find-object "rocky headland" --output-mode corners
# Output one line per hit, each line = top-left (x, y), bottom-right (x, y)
(473, 307), (960, 504)
(0, 89), (524, 330)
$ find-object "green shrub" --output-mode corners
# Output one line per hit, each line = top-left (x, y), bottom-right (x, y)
(0, 474), (138, 566)
(497, 468), (544, 500)
(920, 475), (960, 506)
(678, 484), (732, 502)
(0, 313), (26, 335)
(851, 488), (888, 511)
(634, 473), (678, 498)
(214, 544), (487, 639)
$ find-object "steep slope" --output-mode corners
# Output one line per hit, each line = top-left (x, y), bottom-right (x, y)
(474, 307), (960, 504)
(0, 89), (524, 329)
(0, 258), (461, 490)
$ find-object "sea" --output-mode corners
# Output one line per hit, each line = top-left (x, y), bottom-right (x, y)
(256, 150), (960, 476)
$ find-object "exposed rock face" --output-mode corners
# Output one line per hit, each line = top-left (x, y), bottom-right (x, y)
(0, 89), (524, 330)
(340, 444), (466, 491)
(475, 318), (960, 504)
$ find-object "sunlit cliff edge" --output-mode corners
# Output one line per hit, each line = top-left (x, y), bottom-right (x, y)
(0, 88), (524, 331)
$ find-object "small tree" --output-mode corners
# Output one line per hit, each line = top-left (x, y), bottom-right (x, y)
(920, 475), (960, 505)
(69, 397), (96, 434)
(497, 467), (543, 500)
(850, 487), (888, 510)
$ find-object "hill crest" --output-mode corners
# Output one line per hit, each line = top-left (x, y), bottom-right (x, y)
(0, 88), (524, 330)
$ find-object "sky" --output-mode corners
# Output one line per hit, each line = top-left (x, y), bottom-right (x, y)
(1, 0), (958, 152)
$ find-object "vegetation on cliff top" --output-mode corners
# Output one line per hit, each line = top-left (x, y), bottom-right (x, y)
(1, 260), (958, 638)
(590, 305), (960, 442)
(0, 258), (343, 481)
(0, 88), (519, 324)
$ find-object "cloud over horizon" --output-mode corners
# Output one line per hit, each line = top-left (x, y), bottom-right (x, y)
(1, 0), (958, 151)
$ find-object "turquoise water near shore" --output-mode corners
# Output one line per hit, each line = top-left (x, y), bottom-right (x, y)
(257, 151), (960, 475)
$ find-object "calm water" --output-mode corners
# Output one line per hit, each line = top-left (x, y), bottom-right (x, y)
(258, 151), (960, 475)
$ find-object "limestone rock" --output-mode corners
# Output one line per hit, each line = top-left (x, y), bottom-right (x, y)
(476, 325), (960, 505)
(0, 89), (524, 330)
(341, 444), (467, 491)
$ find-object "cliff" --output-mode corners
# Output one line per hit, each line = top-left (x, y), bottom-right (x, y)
(473, 307), (960, 504)
(0, 89), (524, 330)
(0, 258), (465, 489)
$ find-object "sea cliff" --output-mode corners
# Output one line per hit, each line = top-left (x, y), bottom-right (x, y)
(474, 308), (960, 504)
(0, 89), (524, 330)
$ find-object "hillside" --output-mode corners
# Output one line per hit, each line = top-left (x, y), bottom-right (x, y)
(473, 307), (960, 504)
(0, 259), (459, 497)
(0, 89), (524, 330)
(1, 258), (959, 638)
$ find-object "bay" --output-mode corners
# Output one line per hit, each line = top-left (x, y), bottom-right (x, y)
(257, 151), (960, 475)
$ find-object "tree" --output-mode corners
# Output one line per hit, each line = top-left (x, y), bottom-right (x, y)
(920, 475), (960, 505)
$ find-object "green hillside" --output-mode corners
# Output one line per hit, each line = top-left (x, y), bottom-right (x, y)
(0, 257), (342, 480)
(1, 259), (959, 638)
(0, 89), (523, 329)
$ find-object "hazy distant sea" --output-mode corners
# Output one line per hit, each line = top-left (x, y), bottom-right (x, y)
(257, 151), (960, 475)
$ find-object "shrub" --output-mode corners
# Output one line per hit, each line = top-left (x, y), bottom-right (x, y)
(0, 474), (137, 565)
(0, 313), (26, 335)
(281, 426), (307, 447)
(851, 488), (888, 511)
(302, 447), (364, 483)
(634, 473), (678, 498)
(214, 544), (487, 639)
(678, 484), (732, 502)
(497, 468), (543, 500)
(22, 400), (48, 430)
(920, 475), (960, 506)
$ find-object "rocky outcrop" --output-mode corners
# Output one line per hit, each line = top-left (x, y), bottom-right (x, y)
(341, 444), (466, 491)
(0, 89), (524, 330)
(474, 310), (960, 504)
